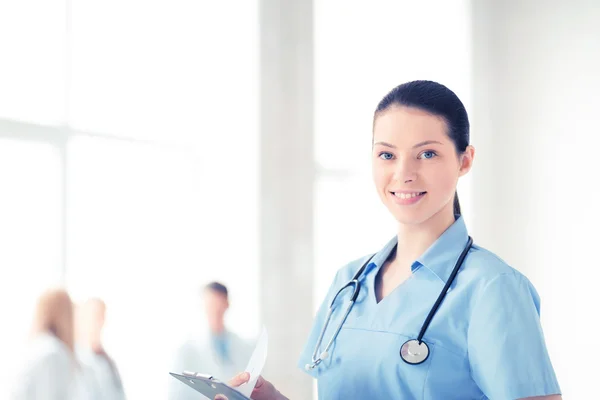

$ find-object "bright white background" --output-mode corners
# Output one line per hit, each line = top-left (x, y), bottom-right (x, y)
(0, 1), (258, 398)
(1, 1), (598, 399)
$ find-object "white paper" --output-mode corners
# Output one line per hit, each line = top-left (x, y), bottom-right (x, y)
(237, 326), (268, 397)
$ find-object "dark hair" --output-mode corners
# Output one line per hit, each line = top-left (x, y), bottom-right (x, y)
(204, 281), (228, 297)
(374, 80), (470, 216)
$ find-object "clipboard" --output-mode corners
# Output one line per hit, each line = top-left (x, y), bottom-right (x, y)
(170, 371), (251, 400)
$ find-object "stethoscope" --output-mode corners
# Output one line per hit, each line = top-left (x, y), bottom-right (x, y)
(305, 236), (473, 370)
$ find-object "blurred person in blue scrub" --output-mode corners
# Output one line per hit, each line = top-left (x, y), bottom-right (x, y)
(11, 289), (95, 400)
(169, 282), (252, 400)
(76, 298), (126, 400)
(226, 81), (561, 400)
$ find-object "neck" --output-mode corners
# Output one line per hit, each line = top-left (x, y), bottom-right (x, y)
(82, 335), (103, 352)
(395, 207), (456, 264)
(210, 322), (225, 335)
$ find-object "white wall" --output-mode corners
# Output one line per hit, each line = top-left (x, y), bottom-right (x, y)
(471, 1), (600, 397)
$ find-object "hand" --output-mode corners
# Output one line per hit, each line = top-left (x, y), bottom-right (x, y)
(223, 372), (287, 400)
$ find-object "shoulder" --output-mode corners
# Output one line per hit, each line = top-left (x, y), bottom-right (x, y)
(173, 338), (206, 356)
(170, 338), (207, 370)
(30, 334), (72, 367)
(465, 244), (531, 281)
(310, 252), (376, 311)
(334, 253), (377, 283)
(228, 331), (253, 348)
(462, 243), (540, 307)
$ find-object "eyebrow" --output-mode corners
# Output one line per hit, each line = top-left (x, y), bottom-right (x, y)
(373, 140), (443, 149)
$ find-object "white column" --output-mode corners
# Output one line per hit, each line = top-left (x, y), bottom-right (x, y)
(258, 0), (315, 398)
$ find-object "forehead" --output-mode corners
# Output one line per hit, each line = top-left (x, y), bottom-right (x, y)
(204, 289), (227, 300)
(81, 299), (105, 314)
(373, 106), (450, 145)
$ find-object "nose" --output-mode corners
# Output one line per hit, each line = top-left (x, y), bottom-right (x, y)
(392, 156), (417, 183)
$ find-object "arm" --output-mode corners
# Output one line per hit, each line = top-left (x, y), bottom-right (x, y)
(468, 273), (562, 399)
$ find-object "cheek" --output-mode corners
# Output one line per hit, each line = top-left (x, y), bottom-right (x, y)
(425, 165), (459, 194)
(372, 163), (390, 189)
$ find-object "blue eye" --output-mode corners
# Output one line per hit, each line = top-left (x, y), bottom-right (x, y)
(419, 151), (437, 159)
(378, 152), (394, 160)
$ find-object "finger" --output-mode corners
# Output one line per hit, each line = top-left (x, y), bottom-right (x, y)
(254, 375), (265, 389)
(214, 395), (228, 400)
(228, 372), (250, 387)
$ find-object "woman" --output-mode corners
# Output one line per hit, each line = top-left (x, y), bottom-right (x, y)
(11, 289), (95, 400)
(76, 298), (126, 400)
(230, 81), (561, 399)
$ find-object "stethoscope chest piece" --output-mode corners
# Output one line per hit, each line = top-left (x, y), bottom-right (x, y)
(400, 339), (429, 365)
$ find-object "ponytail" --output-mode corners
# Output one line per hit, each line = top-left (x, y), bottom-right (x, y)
(453, 191), (461, 216)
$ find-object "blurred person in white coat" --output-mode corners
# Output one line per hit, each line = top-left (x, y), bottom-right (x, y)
(76, 298), (126, 400)
(168, 282), (252, 400)
(11, 289), (95, 400)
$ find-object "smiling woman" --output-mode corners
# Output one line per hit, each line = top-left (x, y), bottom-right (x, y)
(372, 81), (472, 227)
(224, 81), (562, 400)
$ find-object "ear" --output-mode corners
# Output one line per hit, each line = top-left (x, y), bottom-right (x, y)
(458, 145), (475, 177)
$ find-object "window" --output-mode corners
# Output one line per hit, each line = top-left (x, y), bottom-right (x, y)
(0, 139), (62, 397)
(0, 0), (66, 125)
(0, 1), (259, 398)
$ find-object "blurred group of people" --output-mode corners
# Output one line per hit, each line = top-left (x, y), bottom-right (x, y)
(9, 282), (252, 400)
(10, 289), (126, 400)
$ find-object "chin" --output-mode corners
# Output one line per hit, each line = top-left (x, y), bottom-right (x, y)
(384, 204), (434, 227)
(389, 202), (454, 227)
(393, 213), (432, 226)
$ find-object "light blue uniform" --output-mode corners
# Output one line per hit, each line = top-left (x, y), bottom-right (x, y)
(298, 217), (560, 399)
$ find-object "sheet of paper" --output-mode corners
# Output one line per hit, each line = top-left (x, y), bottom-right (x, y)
(237, 326), (268, 398)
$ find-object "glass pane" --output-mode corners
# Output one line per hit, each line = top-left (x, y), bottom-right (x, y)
(66, 136), (259, 399)
(69, 0), (258, 146)
(314, 0), (472, 171)
(313, 173), (396, 307)
(0, 1), (66, 124)
(0, 139), (62, 398)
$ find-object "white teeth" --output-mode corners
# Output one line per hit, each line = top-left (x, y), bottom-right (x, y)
(394, 192), (422, 199)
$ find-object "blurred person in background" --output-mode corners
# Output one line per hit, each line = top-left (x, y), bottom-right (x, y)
(168, 282), (252, 400)
(76, 298), (126, 400)
(10, 288), (95, 400)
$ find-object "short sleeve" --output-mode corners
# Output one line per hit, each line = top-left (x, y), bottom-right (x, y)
(468, 272), (561, 399)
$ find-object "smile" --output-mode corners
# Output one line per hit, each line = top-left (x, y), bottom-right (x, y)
(390, 191), (426, 205)
(391, 191), (426, 199)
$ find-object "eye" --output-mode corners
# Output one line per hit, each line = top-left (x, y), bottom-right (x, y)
(419, 150), (437, 159)
(378, 152), (394, 160)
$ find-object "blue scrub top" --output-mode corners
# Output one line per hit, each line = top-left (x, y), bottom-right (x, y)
(298, 216), (560, 399)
